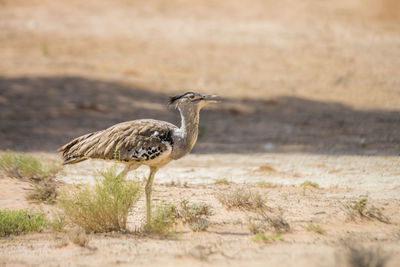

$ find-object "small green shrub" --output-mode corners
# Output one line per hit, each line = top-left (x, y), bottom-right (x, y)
(305, 223), (326, 234)
(216, 187), (265, 211)
(214, 178), (229, 185)
(0, 209), (47, 236)
(0, 151), (61, 181)
(252, 233), (283, 243)
(59, 167), (141, 233)
(144, 203), (176, 238)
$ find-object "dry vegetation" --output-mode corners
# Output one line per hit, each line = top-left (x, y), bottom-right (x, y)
(0, 152), (61, 181)
(59, 167), (141, 233)
(216, 187), (266, 211)
(345, 198), (391, 224)
(217, 187), (290, 237)
(176, 200), (213, 232)
(0, 152), (61, 204)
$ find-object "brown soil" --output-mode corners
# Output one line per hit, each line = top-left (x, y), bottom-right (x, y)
(1, 0), (400, 266)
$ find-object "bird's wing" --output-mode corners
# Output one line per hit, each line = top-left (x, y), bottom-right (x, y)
(58, 119), (176, 164)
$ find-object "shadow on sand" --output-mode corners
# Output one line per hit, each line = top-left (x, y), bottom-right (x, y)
(1, 76), (399, 155)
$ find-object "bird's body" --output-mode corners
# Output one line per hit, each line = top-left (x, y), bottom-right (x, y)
(58, 92), (220, 225)
(59, 119), (176, 167)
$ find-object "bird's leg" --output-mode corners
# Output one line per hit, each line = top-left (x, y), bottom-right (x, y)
(145, 167), (158, 226)
(117, 163), (138, 179)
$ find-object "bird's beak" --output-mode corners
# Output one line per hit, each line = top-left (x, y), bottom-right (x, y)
(203, 94), (221, 103)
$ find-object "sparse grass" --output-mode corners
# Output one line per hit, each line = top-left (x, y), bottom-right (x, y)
(248, 216), (268, 234)
(214, 178), (229, 185)
(176, 200), (213, 232)
(342, 242), (391, 267)
(0, 152), (61, 204)
(26, 177), (58, 204)
(346, 198), (390, 224)
(0, 209), (47, 237)
(301, 180), (319, 195)
(301, 181), (319, 188)
(0, 151), (61, 181)
(145, 203), (176, 238)
(256, 181), (278, 188)
(353, 198), (368, 216)
(189, 219), (209, 232)
(268, 214), (290, 233)
(217, 187), (289, 234)
(248, 212), (290, 234)
(252, 233), (283, 243)
(59, 166), (141, 233)
(305, 223), (326, 234)
(68, 226), (89, 247)
(216, 187), (265, 211)
(48, 211), (67, 232)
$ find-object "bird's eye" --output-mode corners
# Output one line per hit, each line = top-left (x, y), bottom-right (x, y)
(188, 95), (195, 99)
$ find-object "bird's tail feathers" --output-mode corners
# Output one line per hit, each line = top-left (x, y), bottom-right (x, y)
(58, 132), (97, 164)
(62, 156), (88, 165)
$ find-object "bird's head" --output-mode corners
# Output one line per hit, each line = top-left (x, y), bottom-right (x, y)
(168, 92), (221, 110)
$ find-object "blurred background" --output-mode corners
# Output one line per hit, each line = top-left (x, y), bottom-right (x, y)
(0, 0), (399, 155)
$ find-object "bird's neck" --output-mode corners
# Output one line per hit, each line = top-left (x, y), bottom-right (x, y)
(171, 105), (200, 159)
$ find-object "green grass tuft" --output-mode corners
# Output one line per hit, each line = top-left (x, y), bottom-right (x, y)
(256, 181), (278, 188)
(0, 209), (47, 237)
(301, 181), (319, 188)
(354, 198), (368, 216)
(59, 166), (141, 233)
(214, 178), (229, 185)
(301, 181), (320, 195)
(252, 233), (283, 243)
(305, 223), (326, 234)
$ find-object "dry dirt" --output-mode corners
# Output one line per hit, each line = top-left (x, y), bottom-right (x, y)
(0, 154), (399, 267)
(1, 0), (400, 266)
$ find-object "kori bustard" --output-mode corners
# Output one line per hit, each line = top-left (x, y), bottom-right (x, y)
(58, 92), (220, 224)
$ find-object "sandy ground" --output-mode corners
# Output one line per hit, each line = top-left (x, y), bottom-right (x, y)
(1, 0), (400, 266)
(1, 153), (400, 267)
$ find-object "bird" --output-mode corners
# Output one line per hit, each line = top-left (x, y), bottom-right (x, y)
(58, 91), (220, 225)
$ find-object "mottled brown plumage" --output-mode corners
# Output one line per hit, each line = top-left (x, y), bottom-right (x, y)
(58, 119), (176, 166)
